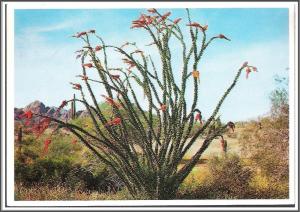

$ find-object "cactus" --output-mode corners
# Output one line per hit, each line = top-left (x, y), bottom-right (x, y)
(71, 94), (76, 119)
(24, 8), (256, 199)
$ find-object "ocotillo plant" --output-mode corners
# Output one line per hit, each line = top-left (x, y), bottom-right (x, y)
(18, 8), (257, 199)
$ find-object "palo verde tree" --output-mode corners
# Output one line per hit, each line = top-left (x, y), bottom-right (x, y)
(19, 8), (257, 199)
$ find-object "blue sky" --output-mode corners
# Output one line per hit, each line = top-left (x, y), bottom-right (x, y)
(14, 8), (289, 122)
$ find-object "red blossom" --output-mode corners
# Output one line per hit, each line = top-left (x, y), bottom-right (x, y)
(122, 58), (136, 69)
(202, 24), (208, 31)
(94, 45), (102, 51)
(242, 61), (248, 68)
(245, 67), (251, 79)
(70, 83), (82, 90)
(227, 121), (235, 133)
(43, 138), (52, 154)
(195, 112), (203, 124)
(101, 95), (121, 108)
(105, 117), (122, 126)
(32, 117), (51, 138)
(218, 34), (231, 41)
(75, 31), (87, 38)
(186, 22), (202, 28)
(147, 8), (157, 13)
(159, 12), (171, 22)
(82, 63), (93, 68)
(111, 74), (120, 80)
(19, 110), (33, 119)
(173, 18), (182, 24)
(131, 14), (153, 29)
(159, 104), (167, 111)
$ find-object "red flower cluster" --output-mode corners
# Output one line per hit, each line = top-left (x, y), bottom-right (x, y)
(242, 62), (257, 79)
(122, 58), (136, 69)
(131, 14), (154, 29)
(111, 74), (120, 80)
(105, 117), (122, 126)
(173, 18), (182, 24)
(70, 83), (82, 90)
(186, 22), (207, 32)
(72, 31), (87, 38)
(195, 112), (203, 124)
(32, 117), (51, 138)
(18, 110), (33, 126)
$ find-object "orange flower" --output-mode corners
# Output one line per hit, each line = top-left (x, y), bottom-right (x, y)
(218, 34), (231, 41)
(72, 139), (77, 144)
(105, 117), (122, 126)
(192, 70), (200, 79)
(94, 45), (102, 51)
(70, 83), (82, 90)
(82, 63), (93, 68)
(173, 18), (182, 24)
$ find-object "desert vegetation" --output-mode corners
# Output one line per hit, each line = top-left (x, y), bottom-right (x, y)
(14, 8), (289, 200)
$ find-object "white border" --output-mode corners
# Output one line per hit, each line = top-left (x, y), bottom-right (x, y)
(1, 1), (298, 211)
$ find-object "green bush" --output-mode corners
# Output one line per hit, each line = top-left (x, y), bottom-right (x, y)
(179, 154), (252, 199)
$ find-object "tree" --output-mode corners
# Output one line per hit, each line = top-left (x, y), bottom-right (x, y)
(18, 8), (256, 199)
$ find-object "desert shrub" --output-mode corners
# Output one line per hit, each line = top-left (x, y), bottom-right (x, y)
(239, 75), (289, 198)
(178, 154), (252, 199)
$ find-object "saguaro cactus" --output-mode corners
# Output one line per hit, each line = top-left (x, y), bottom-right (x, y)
(20, 8), (257, 199)
(71, 94), (77, 119)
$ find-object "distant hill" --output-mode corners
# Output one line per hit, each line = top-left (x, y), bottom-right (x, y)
(14, 100), (88, 122)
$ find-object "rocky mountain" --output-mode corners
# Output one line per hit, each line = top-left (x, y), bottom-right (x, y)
(14, 100), (88, 122)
